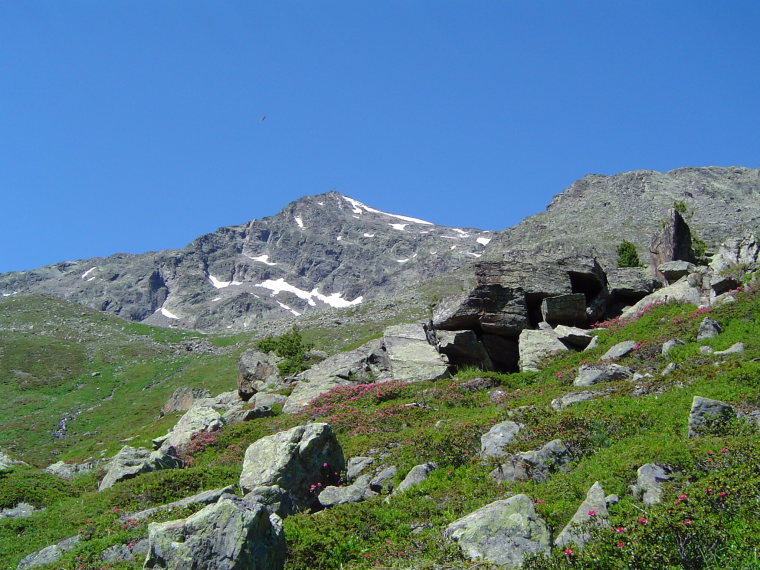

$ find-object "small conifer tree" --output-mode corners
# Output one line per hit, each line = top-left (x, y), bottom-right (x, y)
(617, 241), (643, 268)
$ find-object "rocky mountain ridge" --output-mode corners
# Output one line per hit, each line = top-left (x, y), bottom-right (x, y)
(1, 166), (757, 335)
(0, 191), (491, 331)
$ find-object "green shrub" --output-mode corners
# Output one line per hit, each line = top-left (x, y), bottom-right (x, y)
(0, 467), (77, 509)
(257, 326), (315, 375)
(616, 241), (644, 268)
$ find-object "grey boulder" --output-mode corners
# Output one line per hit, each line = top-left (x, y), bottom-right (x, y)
(697, 317), (722, 340)
(480, 421), (523, 459)
(160, 387), (211, 416)
(600, 340), (637, 361)
(688, 396), (736, 438)
(16, 536), (80, 569)
(238, 348), (282, 402)
(143, 497), (285, 570)
(392, 462), (437, 495)
(99, 446), (182, 491)
(518, 329), (568, 372)
(629, 463), (671, 505)
(573, 364), (632, 387)
(445, 494), (551, 568)
(551, 390), (606, 411)
(436, 329), (494, 370)
(492, 439), (573, 484)
(555, 482), (609, 548)
(239, 423), (344, 509)
(383, 323), (450, 382)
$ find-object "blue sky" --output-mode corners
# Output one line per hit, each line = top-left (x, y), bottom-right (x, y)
(1, 1), (758, 273)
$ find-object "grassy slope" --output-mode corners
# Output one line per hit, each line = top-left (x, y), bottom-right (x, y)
(0, 285), (759, 569)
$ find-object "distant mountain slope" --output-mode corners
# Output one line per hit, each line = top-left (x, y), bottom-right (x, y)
(0, 192), (491, 331)
(486, 166), (760, 267)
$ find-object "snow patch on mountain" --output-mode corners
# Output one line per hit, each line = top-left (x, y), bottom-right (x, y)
(390, 223), (407, 231)
(341, 196), (433, 225)
(81, 267), (97, 280)
(246, 254), (277, 266)
(476, 237), (492, 246)
(209, 275), (243, 289)
(255, 278), (363, 308)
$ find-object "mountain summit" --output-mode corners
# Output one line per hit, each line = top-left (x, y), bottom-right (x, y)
(0, 192), (492, 330)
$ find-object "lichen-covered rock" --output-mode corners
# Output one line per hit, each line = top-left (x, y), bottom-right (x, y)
(99, 446), (182, 491)
(100, 539), (149, 563)
(688, 396), (736, 438)
(346, 456), (375, 481)
(143, 497), (285, 570)
(518, 329), (568, 372)
(622, 279), (702, 319)
(555, 482), (609, 548)
(45, 458), (108, 480)
(282, 340), (390, 413)
(480, 421), (523, 459)
(445, 494), (551, 568)
(630, 463), (671, 505)
(239, 423), (344, 509)
(370, 466), (398, 493)
(0, 503), (42, 520)
(244, 486), (298, 519)
(123, 486), (235, 522)
(714, 342), (745, 356)
(573, 364), (632, 387)
(319, 476), (376, 507)
(658, 261), (696, 284)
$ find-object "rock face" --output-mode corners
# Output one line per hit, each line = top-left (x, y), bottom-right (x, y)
(649, 208), (695, 276)
(436, 329), (494, 370)
(445, 494), (551, 568)
(239, 423), (345, 509)
(143, 497), (285, 570)
(688, 397), (736, 438)
(99, 446), (182, 491)
(540, 294), (587, 327)
(658, 261), (696, 283)
(0, 192), (490, 331)
(555, 482), (609, 548)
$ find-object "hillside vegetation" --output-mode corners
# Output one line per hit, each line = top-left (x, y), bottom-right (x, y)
(1, 277), (759, 569)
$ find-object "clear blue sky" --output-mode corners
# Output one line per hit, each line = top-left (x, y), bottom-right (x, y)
(1, 1), (758, 273)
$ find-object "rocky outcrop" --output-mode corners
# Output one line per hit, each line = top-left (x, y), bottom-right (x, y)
(100, 539), (149, 564)
(649, 208), (695, 277)
(540, 294), (587, 327)
(45, 458), (110, 480)
(99, 446), (182, 491)
(0, 503), (43, 520)
(143, 497), (285, 570)
(436, 329), (494, 370)
(282, 340), (389, 414)
(445, 494), (551, 568)
(158, 403), (225, 455)
(239, 423), (344, 509)
(658, 261), (696, 284)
